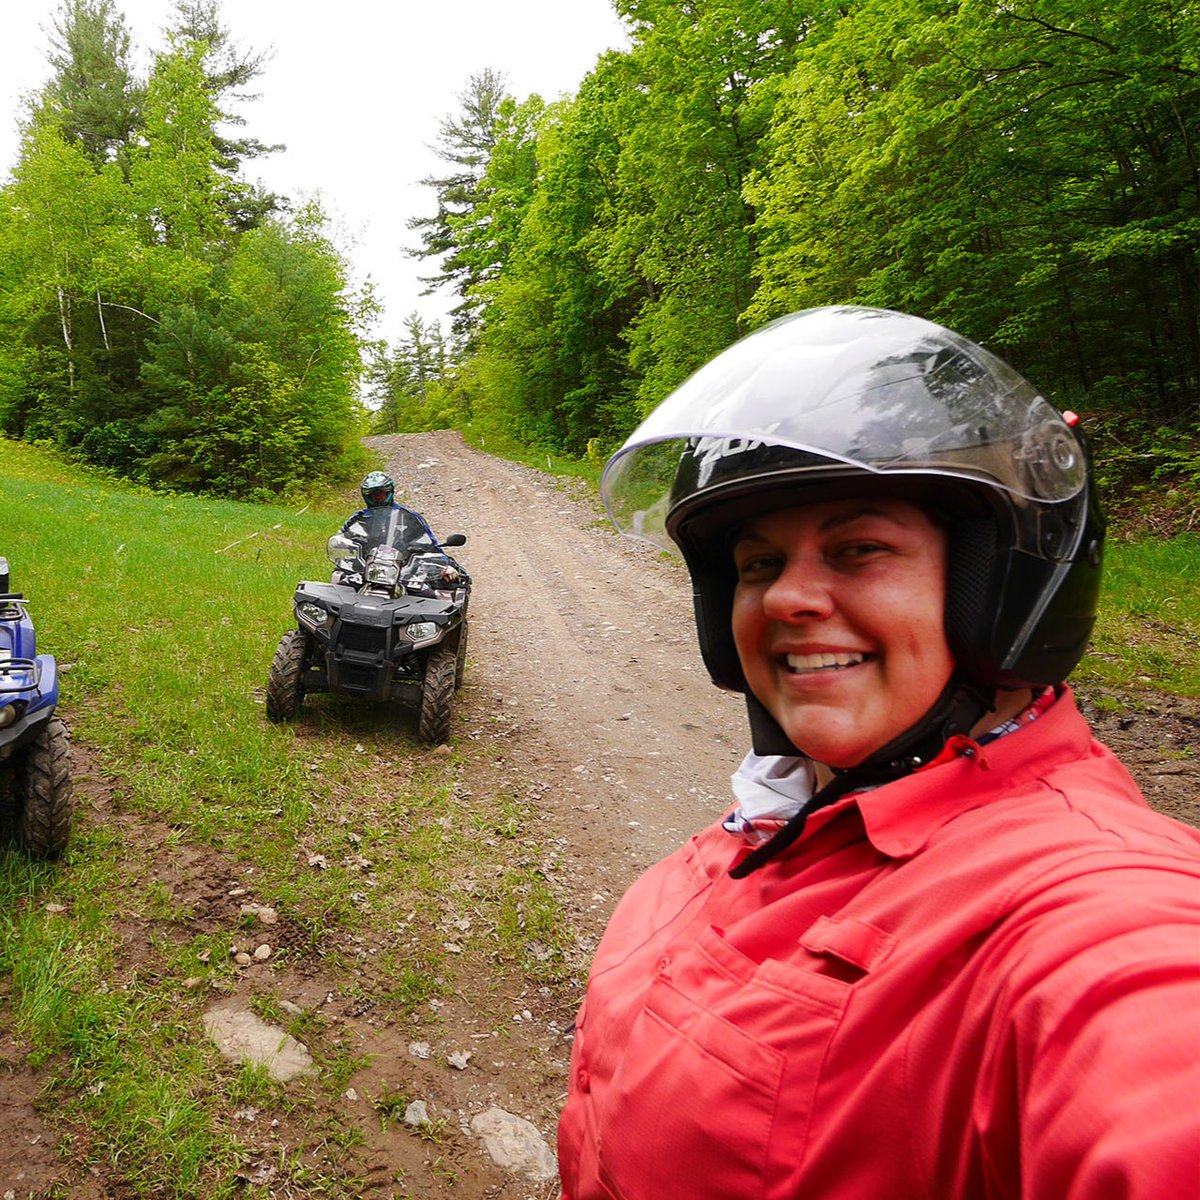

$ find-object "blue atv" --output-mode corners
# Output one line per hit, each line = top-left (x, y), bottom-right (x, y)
(0, 556), (72, 857)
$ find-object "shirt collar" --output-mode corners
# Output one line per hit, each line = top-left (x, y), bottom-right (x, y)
(854, 687), (1090, 859)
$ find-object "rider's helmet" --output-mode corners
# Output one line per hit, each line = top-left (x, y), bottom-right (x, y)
(602, 305), (1104, 771)
(361, 471), (395, 508)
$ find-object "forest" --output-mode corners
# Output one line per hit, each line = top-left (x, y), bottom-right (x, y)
(382, 0), (1199, 517)
(2, 0), (1197, 514)
(0, 0), (371, 499)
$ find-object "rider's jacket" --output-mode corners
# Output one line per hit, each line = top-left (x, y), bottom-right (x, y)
(557, 689), (1200, 1200)
(334, 503), (463, 591)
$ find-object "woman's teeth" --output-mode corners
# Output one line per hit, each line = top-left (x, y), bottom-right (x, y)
(785, 651), (866, 673)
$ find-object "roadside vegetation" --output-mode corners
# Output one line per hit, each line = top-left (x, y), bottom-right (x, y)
(1081, 532), (1200, 701)
(3, 2), (1192, 519)
(0, 2), (372, 499)
(382, 0), (1198, 503)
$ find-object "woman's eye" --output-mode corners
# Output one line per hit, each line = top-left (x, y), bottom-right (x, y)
(838, 541), (887, 560)
(735, 554), (782, 579)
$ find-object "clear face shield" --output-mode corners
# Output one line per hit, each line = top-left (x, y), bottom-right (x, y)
(601, 307), (1086, 556)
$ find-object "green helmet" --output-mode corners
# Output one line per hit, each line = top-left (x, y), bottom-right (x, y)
(361, 472), (394, 508)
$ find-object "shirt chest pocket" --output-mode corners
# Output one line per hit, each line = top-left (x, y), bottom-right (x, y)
(592, 917), (893, 1200)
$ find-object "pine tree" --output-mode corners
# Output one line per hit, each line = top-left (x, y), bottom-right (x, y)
(408, 69), (511, 341)
(35, 0), (142, 173)
(167, 0), (285, 228)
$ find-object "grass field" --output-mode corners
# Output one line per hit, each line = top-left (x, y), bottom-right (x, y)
(1080, 532), (1200, 698)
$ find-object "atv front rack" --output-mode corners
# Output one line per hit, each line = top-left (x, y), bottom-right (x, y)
(0, 594), (41, 691)
(0, 593), (28, 621)
(0, 655), (41, 692)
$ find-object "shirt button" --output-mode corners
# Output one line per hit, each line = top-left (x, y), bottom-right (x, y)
(655, 956), (670, 976)
(577, 1068), (590, 1092)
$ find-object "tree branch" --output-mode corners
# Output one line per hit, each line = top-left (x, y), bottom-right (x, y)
(999, 11), (1119, 55)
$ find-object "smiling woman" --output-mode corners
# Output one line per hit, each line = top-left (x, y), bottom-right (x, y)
(559, 306), (1200, 1200)
(730, 498), (958, 773)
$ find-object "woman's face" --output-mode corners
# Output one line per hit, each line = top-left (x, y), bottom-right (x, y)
(731, 498), (955, 769)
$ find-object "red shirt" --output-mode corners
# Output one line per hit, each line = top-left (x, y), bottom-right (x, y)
(558, 691), (1200, 1199)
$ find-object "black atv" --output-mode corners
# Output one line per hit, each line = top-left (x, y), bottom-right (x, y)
(266, 509), (470, 744)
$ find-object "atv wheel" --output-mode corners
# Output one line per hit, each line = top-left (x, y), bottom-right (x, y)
(418, 643), (456, 745)
(454, 619), (468, 690)
(19, 716), (73, 858)
(266, 629), (309, 722)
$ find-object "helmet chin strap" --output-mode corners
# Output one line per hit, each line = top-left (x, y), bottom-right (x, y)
(731, 674), (994, 878)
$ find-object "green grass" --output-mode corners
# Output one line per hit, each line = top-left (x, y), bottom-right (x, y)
(491, 867), (569, 981)
(1079, 534), (1200, 698)
(0, 436), (576, 1196)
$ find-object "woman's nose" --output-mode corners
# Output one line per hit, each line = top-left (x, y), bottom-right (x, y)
(761, 559), (835, 621)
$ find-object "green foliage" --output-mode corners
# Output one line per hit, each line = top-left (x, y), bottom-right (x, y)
(129, 37), (229, 256)
(746, 0), (1199, 418)
(21, 0), (1190, 496)
(166, 0), (286, 211)
(438, 4), (811, 452)
(1085, 406), (1200, 529)
(612, 0), (808, 410)
(0, 8), (363, 499)
(368, 312), (463, 434)
(403, 0), (1195, 494)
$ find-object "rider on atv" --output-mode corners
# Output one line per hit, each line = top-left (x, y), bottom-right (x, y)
(333, 472), (463, 594)
(339, 471), (437, 540)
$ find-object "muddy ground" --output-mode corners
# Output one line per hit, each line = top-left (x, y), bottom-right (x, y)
(4, 430), (1197, 1198)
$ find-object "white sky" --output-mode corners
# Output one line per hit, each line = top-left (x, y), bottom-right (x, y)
(0, 0), (631, 342)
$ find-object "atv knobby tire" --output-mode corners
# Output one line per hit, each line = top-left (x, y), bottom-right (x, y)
(266, 629), (309, 722)
(418, 643), (456, 745)
(19, 715), (72, 858)
(454, 619), (468, 690)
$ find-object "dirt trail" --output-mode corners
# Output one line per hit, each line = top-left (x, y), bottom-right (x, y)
(372, 431), (749, 882)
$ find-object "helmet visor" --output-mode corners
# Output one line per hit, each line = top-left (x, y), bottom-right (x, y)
(603, 306), (1086, 550)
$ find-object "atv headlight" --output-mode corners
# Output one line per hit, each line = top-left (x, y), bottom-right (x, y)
(366, 560), (401, 587)
(404, 622), (438, 643)
(297, 601), (330, 629)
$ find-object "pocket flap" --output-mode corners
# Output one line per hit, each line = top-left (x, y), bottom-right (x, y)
(799, 915), (896, 973)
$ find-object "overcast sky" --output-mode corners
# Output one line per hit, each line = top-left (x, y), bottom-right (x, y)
(0, 0), (631, 341)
